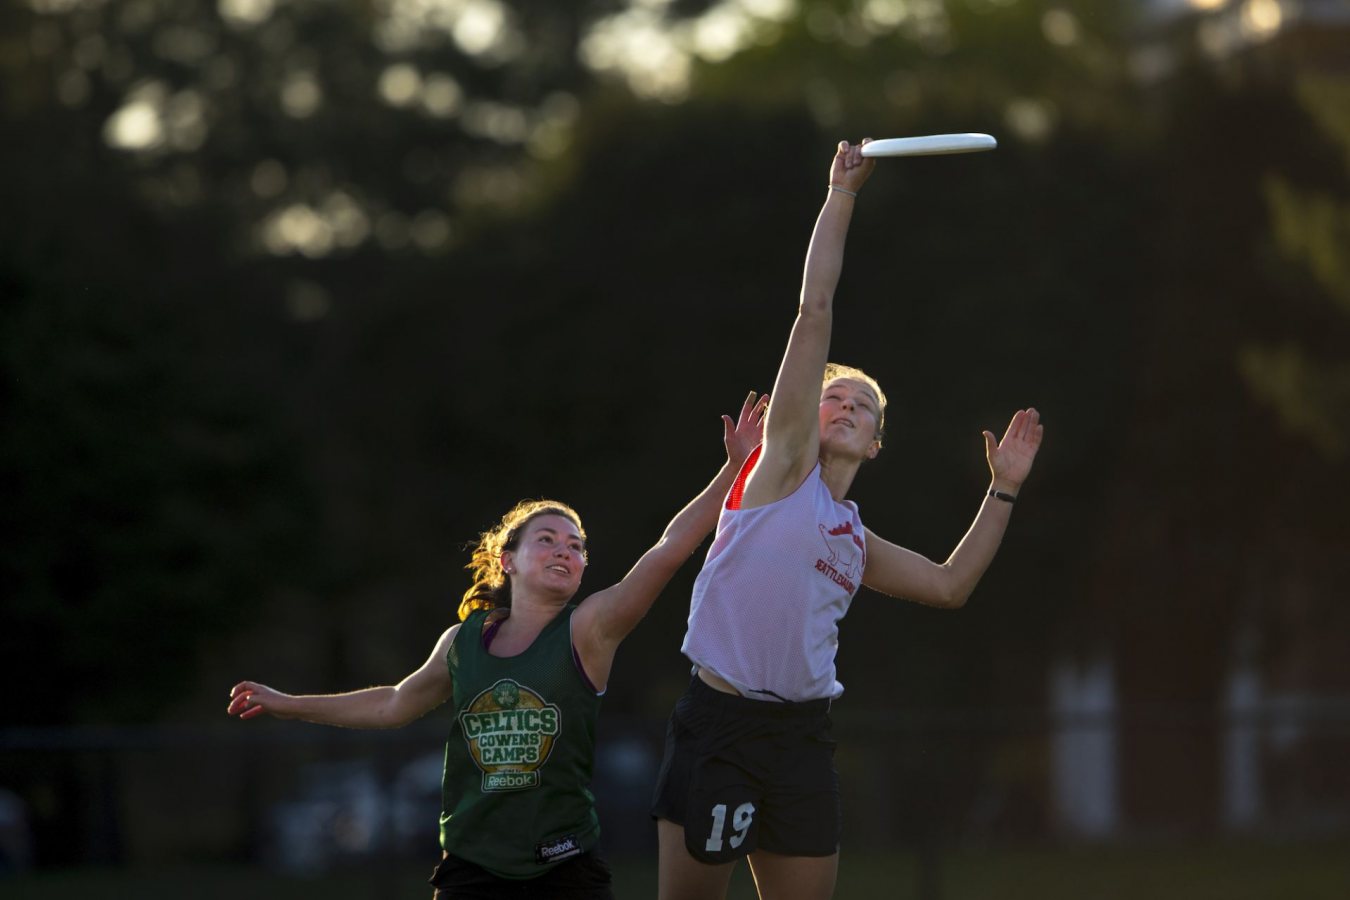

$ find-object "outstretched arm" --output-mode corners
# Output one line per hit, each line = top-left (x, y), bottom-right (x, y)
(571, 392), (768, 686)
(744, 140), (875, 505)
(863, 408), (1044, 608)
(226, 625), (458, 728)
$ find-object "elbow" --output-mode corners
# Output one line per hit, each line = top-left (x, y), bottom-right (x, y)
(384, 710), (415, 729)
(374, 708), (405, 730)
(935, 564), (973, 610)
(381, 690), (417, 729)
(654, 530), (701, 563)
(935, 573), (971, 610)
(798, 291), (832, 318)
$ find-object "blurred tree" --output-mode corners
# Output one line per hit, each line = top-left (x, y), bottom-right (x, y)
(0, 146), (316, 726)
(1073, 12), (1350, 833)
(1244, 74), (1350, 460)
(0, 0), (635, 725)
(3, 0), (1349, 863)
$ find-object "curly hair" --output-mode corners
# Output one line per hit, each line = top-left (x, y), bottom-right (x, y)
(459, 499), (587, 621)
(823, 362), (888, 445)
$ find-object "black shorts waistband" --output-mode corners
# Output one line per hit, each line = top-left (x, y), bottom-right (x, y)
(687, 671), (831, 718)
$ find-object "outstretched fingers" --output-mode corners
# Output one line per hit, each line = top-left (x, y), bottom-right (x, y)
(987, 408), (1044, 486)
(724, 391), (768, 464)
(743, 391), (769, 429)
(1014, 408), (1043, 447)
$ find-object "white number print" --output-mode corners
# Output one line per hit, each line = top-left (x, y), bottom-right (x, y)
(704, 801), (756, 853)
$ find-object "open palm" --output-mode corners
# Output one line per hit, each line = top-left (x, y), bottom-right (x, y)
(723, 391), (768, 467)
(984, 407), (1043, 487)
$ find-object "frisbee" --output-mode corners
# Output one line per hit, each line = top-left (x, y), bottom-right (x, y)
(860, 133), (997, 157)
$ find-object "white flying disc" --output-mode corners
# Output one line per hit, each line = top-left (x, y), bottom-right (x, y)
(860, 133), (997, 157)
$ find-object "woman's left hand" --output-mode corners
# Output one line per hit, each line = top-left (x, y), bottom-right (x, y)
(723, 391), (769, 466)
(984, 407), (1044, 489)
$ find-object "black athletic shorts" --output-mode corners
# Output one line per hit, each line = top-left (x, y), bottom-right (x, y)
(429, 849), (614, 899)
(650, 673), (840, 863)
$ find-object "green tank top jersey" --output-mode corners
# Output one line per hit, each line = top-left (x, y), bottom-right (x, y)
(439, 606), (603, 879)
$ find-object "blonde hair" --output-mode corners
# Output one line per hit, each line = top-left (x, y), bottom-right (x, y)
(459, 499), (587, 621)
(823, 362), (887, 443)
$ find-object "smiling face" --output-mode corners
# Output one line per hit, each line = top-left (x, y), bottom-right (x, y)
(500, 513), (588, 602)
(818, 376), (884, 461)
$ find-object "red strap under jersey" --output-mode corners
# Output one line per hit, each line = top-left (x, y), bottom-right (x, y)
(725, 444), (763, 511)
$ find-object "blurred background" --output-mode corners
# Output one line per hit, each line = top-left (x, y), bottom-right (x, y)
(2, 0), (1348, 897)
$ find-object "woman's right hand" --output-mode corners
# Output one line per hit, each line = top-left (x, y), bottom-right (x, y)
(828, 139), (876, 195)
(227, 681), (293, 720)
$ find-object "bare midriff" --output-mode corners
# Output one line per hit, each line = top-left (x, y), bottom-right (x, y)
(696, 666), (742, 696)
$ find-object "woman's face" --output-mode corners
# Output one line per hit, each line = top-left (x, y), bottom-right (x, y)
(818, 377), (882, 460)
(501, 514), (587, 600)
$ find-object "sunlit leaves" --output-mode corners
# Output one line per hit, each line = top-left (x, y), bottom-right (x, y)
(218, 0), (275, 29)
(1296, 76), (1350, 174)
(1239, 343), (1350, 459)
(1244, 72), (1350, 461)
(1267, 177), (1350, 313)
(102, 80), (208, 153)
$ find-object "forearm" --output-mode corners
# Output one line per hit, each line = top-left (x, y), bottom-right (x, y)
(281, 686), (412, 729)
(763, 191), (855, 456)
(935, 406), (1042, 603)
(659, 459), (739, 555)
(581, 458), (742, 648)
(938, 489), (1017, 605)
(867, 408), (1040, 608)
(799, 190), (857, 313)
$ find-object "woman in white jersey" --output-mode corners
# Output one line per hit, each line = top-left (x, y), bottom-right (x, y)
(651, 140), (1044, 900)
(227, 393), (766, 900)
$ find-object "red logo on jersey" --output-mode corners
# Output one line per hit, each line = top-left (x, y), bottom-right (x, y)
(816, 520), (863, 590)
(824, 521), (866, 553)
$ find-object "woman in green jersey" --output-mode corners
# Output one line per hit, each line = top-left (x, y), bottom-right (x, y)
(228, 391), (767, 899)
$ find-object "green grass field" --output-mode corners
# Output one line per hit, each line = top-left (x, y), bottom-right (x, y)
(4, 842), (1348, 899)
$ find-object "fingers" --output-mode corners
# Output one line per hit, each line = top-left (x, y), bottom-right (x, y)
(832, 139), (876, 190)
(836, 140), (870, 170)
(738, 390), (759, 425)
(1001, 408), (1041, 444)
(749, 393), (768, 427)
(852, 139), (870, 168)
(228, 683), (269, 719)
(1026, 407), (1043, 445)
(734, 392), (768, 431)
(988, 408), (1043, 485)
(1013, 409), (1042, 446)
(226, 690), (254, 717)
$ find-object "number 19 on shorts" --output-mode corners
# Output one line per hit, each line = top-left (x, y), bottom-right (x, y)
(704, 801), (755, 853)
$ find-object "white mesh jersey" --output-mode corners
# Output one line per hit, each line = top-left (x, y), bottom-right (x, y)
(681, 446), (866, 702)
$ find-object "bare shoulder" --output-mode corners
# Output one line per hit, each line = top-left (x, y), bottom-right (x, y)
(569, 588), (608, 629)
(436, 622), (462, 648)
(429, 624), (463, 673)
(419, 623), (462, 672)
